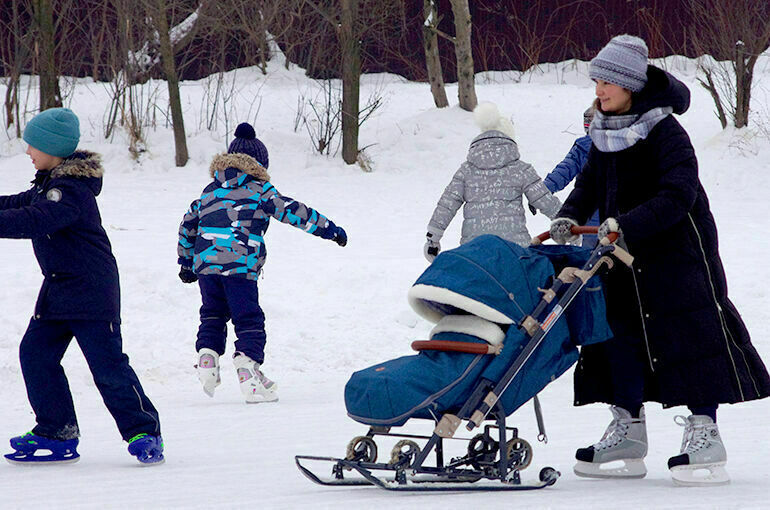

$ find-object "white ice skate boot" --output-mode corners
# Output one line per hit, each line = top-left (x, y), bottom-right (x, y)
(668, 415), (729, 486)
(195, 348), (221, 397)
(233, 352), (278, 403)
(574, 405), (648, 479)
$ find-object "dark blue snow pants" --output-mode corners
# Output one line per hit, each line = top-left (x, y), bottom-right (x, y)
(607, 333), (718, 421)
(19, 318), (161, 441)
(196, 275), (266, 363)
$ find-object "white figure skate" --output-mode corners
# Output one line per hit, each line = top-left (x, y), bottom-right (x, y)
(668, 414), (729, 486)
(574, 405), (648, 479)
(233, 352), (278, 403)
(195, 348), (221, 397)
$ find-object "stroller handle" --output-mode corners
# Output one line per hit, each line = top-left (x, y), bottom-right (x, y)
(532, 226), (620, 245)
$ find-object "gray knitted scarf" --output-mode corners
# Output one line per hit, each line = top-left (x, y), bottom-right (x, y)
(589, 106), (673, 152)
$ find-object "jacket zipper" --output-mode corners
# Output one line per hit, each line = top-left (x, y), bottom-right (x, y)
(688, 213), (754, 400)
(630, 266), (655, 372)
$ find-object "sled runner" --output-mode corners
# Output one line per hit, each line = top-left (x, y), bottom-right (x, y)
(296, 228), (632, 491)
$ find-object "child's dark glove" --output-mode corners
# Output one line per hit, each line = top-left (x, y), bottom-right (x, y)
(549, 217), (579, 244)
(178, 266), (198, 284)
(528, 202), (537, 215)
(332, 226), (347, 247)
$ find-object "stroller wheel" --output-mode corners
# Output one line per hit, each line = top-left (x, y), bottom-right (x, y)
(539, 466), (560, 485)
(468, 433), (498, 470)
(345, 436), (378, 463)
(388, 440), (421, 467)
(505, 438), (533, 470)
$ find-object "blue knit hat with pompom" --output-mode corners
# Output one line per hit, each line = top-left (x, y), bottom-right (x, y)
(23, 107), (80, 157)
(228, 123), (269, 169)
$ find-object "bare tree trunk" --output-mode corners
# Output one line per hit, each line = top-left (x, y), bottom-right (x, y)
(698, 71), (727, 129)
(33, 0), (62, 110)
(340, 0), (360, 165)
(448, 0), (476, 111)
(4, 0), (24, 133)
(154, 0), (189, 166)
(422, 0), (448, 108)
(734, 41), (750, 129)
(688, 0), (770, 129)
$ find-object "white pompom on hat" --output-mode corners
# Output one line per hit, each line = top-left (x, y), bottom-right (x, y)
(473, 102), (516, 140)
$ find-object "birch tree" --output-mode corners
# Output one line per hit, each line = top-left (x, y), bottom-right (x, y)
(448, 0), (476, 111)
(422, 0), (448, 108)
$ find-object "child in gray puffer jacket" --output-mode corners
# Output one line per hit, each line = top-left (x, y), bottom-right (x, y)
(424, 103), (561, 261)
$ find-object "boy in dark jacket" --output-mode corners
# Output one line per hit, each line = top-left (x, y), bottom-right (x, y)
(550, 35), (770, 486)
(2, 108), (163, 465)
(178, 123), (347, 403)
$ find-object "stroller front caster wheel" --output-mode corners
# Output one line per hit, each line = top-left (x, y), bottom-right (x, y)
(345, 436), (378, 463)
(539, 466), (560, 485)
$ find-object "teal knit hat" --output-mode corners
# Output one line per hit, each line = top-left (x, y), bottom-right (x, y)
(23, 107), (80, 157)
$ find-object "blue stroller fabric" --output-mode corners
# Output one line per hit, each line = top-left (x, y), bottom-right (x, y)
(345, 235), (611, 427)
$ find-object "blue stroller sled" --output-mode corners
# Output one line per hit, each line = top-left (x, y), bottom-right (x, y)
(296, 229), (633, 491)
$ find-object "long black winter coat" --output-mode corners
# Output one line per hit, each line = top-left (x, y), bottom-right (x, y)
(559, 66), (770, 408)
(0, 151), (120, 321)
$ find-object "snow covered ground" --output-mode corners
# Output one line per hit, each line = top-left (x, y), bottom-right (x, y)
(1, 51), (769, 508)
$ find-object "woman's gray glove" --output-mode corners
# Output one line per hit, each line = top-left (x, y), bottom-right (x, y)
(549, 217), (579, 244)
(597, 217), (622, 241)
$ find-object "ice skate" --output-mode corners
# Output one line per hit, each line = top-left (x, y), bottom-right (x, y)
(195, 348), (221, 397)
(668, 415), (729, 486)
(128, 433), (165, 465)
(574, 405), (648, 479)
(233, 352), (278, 403)
(5, 432), (80, 465)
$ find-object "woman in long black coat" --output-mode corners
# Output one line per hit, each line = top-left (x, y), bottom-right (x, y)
(550, 34), (770, 484)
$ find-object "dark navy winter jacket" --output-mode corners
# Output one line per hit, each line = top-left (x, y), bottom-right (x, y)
(0, 151), (120, 321)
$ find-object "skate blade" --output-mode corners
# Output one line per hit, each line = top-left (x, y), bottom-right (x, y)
(245, 394), (279, 404)
(5, 453), (80, 466)
(574, 459), (647, 479)
(671, 463), (729, 486)
(136, 456), (165, 467)
(202, 384), (217, 398)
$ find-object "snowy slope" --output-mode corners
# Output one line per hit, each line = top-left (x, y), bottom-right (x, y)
(1, 53), (769, 509)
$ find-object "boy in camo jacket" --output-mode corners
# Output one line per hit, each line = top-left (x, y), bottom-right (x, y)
(177, 123), (347, 403)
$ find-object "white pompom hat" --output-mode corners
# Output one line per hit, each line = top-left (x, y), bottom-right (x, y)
(473, 102), (516, 140)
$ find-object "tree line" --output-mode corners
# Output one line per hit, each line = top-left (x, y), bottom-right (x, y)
(2, 0), (769, 167)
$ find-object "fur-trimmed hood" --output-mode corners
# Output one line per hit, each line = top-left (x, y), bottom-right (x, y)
(50, 150), (104, 179)
(210, 153), (270, 183)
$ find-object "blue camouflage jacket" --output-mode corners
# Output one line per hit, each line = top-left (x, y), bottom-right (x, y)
(178, 153), (338, 280)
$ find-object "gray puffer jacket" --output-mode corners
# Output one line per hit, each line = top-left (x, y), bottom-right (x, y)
(428, 130), (561, 246)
